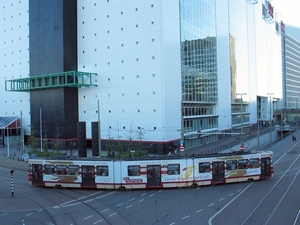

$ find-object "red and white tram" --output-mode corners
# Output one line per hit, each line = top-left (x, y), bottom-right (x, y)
(28, 151), (273, 189)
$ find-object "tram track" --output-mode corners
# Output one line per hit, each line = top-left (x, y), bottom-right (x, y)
(52, 188), (133, 225)
(240, 153), (300, 225)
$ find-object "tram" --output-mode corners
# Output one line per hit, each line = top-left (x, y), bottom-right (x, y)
(28, 150), (273, 189)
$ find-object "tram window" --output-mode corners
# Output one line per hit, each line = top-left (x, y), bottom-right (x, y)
(167, 164), (180, 175)
(96, 165), (109, 176)
(199, 162), (210, 173)
(56, 165), (67, 175)
(248, 158), (259, 168)
(128, 165), (140, 176)
(44, 165), (55, 174)
(238, 159), (248, 169)
(68, 165), (79, 175)
(226, 160), (237, 170)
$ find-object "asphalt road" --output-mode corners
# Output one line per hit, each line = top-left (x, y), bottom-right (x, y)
(0, 132), (299, 225)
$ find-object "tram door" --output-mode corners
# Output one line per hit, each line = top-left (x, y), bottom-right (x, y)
(212, 161), (225, 183)
(261, 157), (271, 178)
(147, 165), (161, 188)
(32, 164), (44, 185)
(81, 166), (95, 187)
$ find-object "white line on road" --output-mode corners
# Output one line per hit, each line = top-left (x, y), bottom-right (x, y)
(126, 205), (133, 209)
(116, 203), (123, 207)
(141, 193), (147, 196)
(95, 191), (115, 199)
(100, 209), (109, 213)
(182, 215), (190, 220)
(60, 199), (76, 205)
(139, 199), (145, 202)
(83, 199), (94, 203)
(196, 209), (203, 213)
(219, 198), (224, 201)
(129, 198), (135, 201)
(78, 196), (87, 200)
(1, 213), (8, 216)
(84, 215), (93, 220)
(26, 213), (32, 217)
(109, 212), (117, 217)
(229, 193), (234, 196)
(208, 183), (254, 225)
(93, 219), (103, 224)
(149, 194), (154, 197)
(89, 192), (102, 197)
(293, 209), (300, 225)
(208, 203), (214, 207)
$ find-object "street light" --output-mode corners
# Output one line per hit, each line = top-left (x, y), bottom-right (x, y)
(236, 93), (247, 148)
(267, 93), (274, 146)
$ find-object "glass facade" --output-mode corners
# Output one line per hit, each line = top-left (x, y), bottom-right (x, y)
(180, 0), (218, 148)
(228, 1), (250, 128)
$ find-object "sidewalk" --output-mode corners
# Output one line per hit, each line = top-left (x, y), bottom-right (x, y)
(0, 128), (296, 172)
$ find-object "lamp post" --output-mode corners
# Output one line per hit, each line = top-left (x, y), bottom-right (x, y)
(237, 93), (247, 148)
(267, 93), (274, 146)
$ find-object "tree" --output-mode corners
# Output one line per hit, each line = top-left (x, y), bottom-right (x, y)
(27, 125), (38, 151)
(136, 127), (145, 152)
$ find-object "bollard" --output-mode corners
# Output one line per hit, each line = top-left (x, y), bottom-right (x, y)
(10, 170), (14, 197)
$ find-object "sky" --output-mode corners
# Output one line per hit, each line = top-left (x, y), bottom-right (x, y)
(272, 0), (300, 27)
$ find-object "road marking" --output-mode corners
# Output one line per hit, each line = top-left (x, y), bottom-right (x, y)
(129, 198), (135, 201)
(109, 212), (117, 217)
(293, 209), (300, 225)
(126, 205), (133, 209)
(196, 209), (203, 213)
(208, 203), (214, 207)
(89, 192), (101, 197)
(149, 194), (154, 197)
(182, 215), (190, 220)
(95, 192), (115, 199)
(208, 183), (254, 225)
(38, 209), (43, 213)
(1, 213), (8, 216)
(141, 193), (147, 196)
(60, 202), (81, 208)
(219, 198), (224, 201)
(26, 213), (32, 217)
(169, 222), (175, 225)
(60, 199), (76, 205)
(158, 190), (162, 192)
(93, 219), (103, 224)
(237, 189), (241, 192)
(83, 199), (94, 203)
(241, 154), (300, 225)
(84, 215), (93, 220)
(78, 196), (87, 200)
(116, 203), (123, 207)
(139, 199), (144, 202)
(100, 209), (109, 213)
(229, 193), (234, 196)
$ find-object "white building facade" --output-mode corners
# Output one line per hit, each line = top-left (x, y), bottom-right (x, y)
(1, 0), (283, 154)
